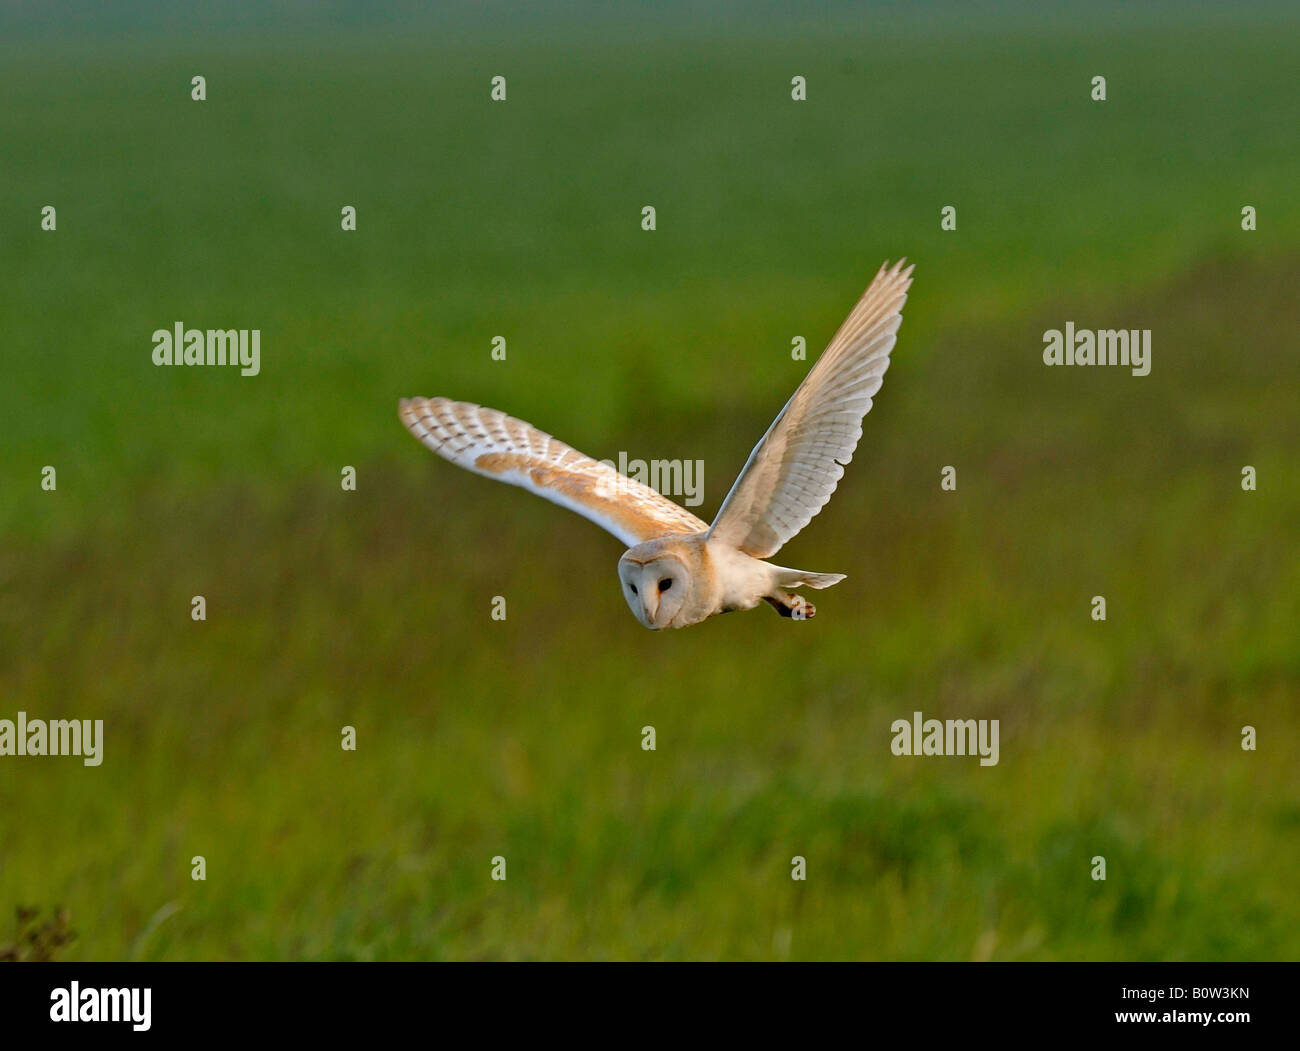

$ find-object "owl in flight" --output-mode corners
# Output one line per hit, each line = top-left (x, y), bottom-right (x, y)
(400, 259), (914, 630)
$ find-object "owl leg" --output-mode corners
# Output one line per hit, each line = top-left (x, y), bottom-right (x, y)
(764, 591), (817, 620)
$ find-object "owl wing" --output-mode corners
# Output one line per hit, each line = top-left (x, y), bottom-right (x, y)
(399, 397), (708, 547)
(707, 259), (914, 558)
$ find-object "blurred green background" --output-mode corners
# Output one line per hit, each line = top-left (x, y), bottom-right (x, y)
(1, 1), (1297, 960)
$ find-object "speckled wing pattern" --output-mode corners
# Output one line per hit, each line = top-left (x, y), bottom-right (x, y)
(399, 397), (708, 547)
(707, 259), (914, 558)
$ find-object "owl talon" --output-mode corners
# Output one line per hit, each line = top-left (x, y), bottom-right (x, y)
(765, 593), (816, 620)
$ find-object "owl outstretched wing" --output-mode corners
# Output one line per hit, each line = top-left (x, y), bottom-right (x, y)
(399, 397), (708, 547)
(707, 259), (914, 559)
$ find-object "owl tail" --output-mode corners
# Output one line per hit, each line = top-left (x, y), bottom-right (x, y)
(772, 567), (846, 590)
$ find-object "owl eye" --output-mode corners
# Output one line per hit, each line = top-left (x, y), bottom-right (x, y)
(629, 584), (638, 595)
(659, 579), (672, 592)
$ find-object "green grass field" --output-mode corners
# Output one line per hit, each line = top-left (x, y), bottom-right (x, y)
(1, 3), (1297, 960)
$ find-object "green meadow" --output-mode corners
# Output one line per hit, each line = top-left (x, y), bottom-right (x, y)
(1, 4), (1297, 960)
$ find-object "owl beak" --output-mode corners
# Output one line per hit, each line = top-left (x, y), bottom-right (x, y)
(641, 590), (658, 624)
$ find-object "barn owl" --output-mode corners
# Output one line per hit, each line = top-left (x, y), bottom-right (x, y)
(400, 259), (914, 629)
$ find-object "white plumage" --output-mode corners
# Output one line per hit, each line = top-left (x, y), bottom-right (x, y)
(400, 259), (914, 629)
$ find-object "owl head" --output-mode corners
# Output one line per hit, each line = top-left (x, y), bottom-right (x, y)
(617, 537), (699, 629)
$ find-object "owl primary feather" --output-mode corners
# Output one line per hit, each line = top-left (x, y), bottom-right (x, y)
(399, 259), (914, 629)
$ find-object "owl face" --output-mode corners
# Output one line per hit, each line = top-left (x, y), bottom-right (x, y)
(618, 547), (693, 629)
